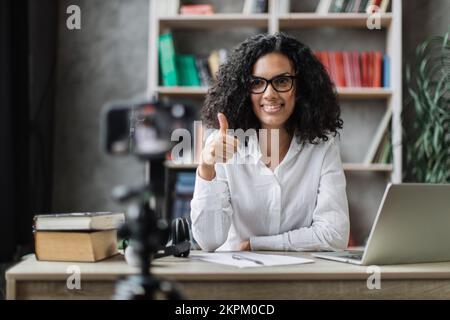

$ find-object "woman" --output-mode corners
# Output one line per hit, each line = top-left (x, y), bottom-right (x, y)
(190, 32), (349, 252)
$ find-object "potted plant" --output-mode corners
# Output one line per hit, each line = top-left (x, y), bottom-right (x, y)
(404, 29), (450, 183)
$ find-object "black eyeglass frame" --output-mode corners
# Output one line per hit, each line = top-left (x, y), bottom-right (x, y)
(249, 75), (296, 94)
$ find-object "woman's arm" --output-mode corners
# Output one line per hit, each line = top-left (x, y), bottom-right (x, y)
(190, 164), (233, 251)
(191, 114), (239, 251)
(249, 139), (350, 251)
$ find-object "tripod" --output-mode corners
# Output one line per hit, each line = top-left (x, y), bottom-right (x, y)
(113, 182), (184, 300)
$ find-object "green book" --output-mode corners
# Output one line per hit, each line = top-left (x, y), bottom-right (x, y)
(379, 134), (392, 164)
(176, 54), (200, 86)
(158, 33), (179, 86)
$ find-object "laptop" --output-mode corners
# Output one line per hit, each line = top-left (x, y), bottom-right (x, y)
(312, 183), (450, 265)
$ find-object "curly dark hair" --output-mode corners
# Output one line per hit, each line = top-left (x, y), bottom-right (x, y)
(202, 32), (343, 144)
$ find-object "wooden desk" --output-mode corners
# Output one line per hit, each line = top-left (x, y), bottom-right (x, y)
(6, 251), (450, 299)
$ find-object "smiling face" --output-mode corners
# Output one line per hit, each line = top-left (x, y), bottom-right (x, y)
(250, 52), (296, 130)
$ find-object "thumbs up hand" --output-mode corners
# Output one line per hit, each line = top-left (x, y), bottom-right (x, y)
(218, 112), (229, 135)
(199, 113), (239, 180)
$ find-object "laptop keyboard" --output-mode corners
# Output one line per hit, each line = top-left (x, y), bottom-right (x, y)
(342, 250), (364, 260)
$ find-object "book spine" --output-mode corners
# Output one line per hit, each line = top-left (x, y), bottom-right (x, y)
(159, 33), (179, 86)
(374, 51), (382, 87)
(383, 54), (390, 88)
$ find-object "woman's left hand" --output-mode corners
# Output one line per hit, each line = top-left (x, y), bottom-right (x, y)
(239, 240), (251, 251)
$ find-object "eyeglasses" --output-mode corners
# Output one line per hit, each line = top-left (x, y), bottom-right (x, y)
(249, 75), (296, 94)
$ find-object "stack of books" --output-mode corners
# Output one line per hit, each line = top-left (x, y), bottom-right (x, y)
(158, 32), (227, 87)
(316, 0), (390, 14)
(34, 212), (125, 262)
(172, 172), (196, 220)
(314, 51), (389, 88)
(180, 4), (214, 15)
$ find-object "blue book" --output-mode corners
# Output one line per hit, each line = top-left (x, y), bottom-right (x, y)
(383, 55), (390, 88)
(175, 183), (195, 194)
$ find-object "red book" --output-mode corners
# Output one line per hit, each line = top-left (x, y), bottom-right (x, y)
(361, 51), (369, 87)
(373, 51), (382, 87)
(335, 51), (346, 87)
(368, 52), (374, 87)
(353, 51), (362, 87)
(327, 52), (338, 86)
(342, 52), (353, 87)
(321, 52), (331, 78)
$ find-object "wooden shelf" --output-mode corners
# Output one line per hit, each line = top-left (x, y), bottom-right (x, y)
(279, 13), (392, 28)
(159, 14), (269, 29)
(157, 86), (392, 99)
(337, 87), (392, 99)
(157, 86), (207, 97)
(165, 161), (393, 172)
(165, 161), (198, 170)
(342, 163), (393, 172)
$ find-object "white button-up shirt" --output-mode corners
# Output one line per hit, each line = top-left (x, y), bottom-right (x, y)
(190, 130), (349, 252)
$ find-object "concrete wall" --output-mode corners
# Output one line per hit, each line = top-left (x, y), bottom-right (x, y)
(52, 0), (450, 244)
(53, 0), (149, 212)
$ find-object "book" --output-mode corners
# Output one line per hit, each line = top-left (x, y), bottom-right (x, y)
(176, 54), (201, 86)
(34, 212), (125, 231)
(252, 0), (267, 13)
(373, 51), (382, 87)
(35, 230), (118, 262)
(180, 4), (214, 15)
(159, 33), (179, 86)
(378, 131), (392, 164)
(316, 0), (332, 14)
(242, 0), (253, 14)
(358, 0), (370, 12)
(330, 0), (347, 13)
(380, 0), (390, 13)
(373, 128), (391, 164)
(383, 54), (390, 88)
(208, 50), (221, 80)
(242, 0), (267, 14)
(363, 107), (392, 164)
(195, 57), (213, 86)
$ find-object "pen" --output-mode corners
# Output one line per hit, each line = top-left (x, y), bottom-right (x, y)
(232, 254), (264, 265)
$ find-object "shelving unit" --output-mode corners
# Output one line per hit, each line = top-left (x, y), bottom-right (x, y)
(148, 0), (403, 234)
(156, 86), (393, 99)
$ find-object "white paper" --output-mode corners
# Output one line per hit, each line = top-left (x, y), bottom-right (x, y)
(189, 252), (314, 268)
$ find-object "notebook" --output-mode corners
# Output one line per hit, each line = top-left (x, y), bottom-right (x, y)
(189, 252), (314, 268)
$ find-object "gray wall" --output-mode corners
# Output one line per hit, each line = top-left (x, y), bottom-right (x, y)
(53, 0), (149, 212)
(52, 0), (450, 244)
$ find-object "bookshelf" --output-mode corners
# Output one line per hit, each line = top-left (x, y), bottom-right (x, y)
(148, 0), (403, 240)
